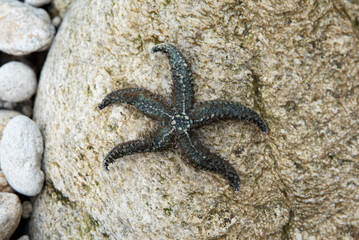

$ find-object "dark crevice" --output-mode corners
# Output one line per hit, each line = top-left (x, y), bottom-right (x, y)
(281, 209), (295, 240)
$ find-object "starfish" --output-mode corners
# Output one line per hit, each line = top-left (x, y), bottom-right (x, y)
(98, 43), (267, 192)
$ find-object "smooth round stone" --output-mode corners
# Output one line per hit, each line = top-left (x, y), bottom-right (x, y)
(17, 235), (30, 240)
(0, 115), (44, 196)
(52, 16), (62, 27)
(0, 62), (37, 102)
(25, 0), (52, 7)
(0, 0), (55, 56)
(0, 110), (21, 169)
(0, 193), (22, 240)
(21, 105), (33, 118)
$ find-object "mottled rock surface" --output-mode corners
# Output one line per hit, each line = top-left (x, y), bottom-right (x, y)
(0, 0), (55, 56)
(30, 0), (359, 239)
(0, 193), (21, 240)
(53, 0), (73, 17)
(0, 115), (44, 196)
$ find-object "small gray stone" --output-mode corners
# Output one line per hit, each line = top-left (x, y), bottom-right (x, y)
(21, 105), (33, 118)
(0, 62), (37, 102)
(25, 0), (52, 7)
(0, 100), (16, 110)
(17, 235), (30, 240)
(0, 115), (44, 196)
(21, 201), (32, 219)
(52, 16), (62, 27)
(0, 0), (55, 56)
(0, 192), (22, 240)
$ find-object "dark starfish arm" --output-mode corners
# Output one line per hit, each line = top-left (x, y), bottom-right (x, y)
(152, 44), (194, 114)
(98, 88), (173, 121)
(103, 139), (149, 171)
(103, 126), (175, 170)
(189, 101), (268, 133)
(179, 131), (241, 192)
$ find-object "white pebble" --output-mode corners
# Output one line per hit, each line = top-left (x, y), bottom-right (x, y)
(0, 115), (44, 196)
(25, 0), (52, 7)
(0, 100), (16, 110)
(0, 193), (22, 240)
(21, 201), (33, 219)
(0, 0), (55, 56)
(17, 235), (30, 240)
(52, 16), (62, 27)
(0, 62), (37, 103)
(21, 105), (33, 117)
(0, 109), (21, 169)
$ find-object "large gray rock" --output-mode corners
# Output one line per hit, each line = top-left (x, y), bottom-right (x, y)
(30, 0), (359, 239)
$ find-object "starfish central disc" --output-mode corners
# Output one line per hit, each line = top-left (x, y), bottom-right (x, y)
(170, 113), (193, 133)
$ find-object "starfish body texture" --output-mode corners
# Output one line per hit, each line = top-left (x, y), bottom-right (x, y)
(98, 44), (267, 192)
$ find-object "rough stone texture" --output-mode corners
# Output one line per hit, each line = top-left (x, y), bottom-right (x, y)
(0, 61), (37, 102)
(0, 115), (44, 196)
(30, 0), (359, 239)
(52, 0), (74, 17)
(0, 0), (55, 56)
(0, 192), (22, 240)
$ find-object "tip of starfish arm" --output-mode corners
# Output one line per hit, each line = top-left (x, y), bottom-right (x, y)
(259, 121), (268, 133)
(98, 102), (106, 110)
(103, 162), (110, 171)
(234, 183), (241, 193)
(152, 44), (173, 54)
(151, 45), (161, 53)
(263, 128), (268, 134)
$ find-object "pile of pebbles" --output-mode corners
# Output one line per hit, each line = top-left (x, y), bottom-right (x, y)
(0, 0), (59, 239)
